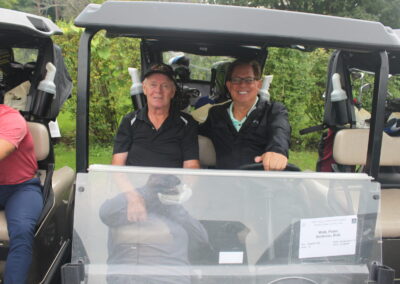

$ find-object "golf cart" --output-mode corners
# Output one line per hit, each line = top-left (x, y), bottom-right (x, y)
(0, 8), (75, 283)
(309, 39), (400, 279)
(63, 1), (400, 283)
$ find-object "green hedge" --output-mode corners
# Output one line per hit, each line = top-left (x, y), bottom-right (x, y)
(54, 22), (140, 145)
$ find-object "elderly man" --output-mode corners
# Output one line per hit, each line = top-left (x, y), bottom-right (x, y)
(0, 103), (43, 284)
(112, 63), (200, 169)
(112, 63), (200, 222)
(199, 59), (291, 171)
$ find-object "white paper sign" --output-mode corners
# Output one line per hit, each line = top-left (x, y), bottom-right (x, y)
(218, 251), (243, 264)
(299, 215), (358, 259)
(48, 119), (61, 138)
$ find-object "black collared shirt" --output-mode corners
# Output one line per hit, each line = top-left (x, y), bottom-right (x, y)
(113, 106), (199, 168)
(199, 97), (291, 169)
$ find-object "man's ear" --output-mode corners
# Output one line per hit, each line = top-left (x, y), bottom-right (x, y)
(256, 79), (262, 89)
(226, 81), (232, 93)
(171, 85), (176, 98)
(142, 80), (148, 96)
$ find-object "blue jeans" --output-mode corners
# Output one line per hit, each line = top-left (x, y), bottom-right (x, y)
(0, 178), (43, 284)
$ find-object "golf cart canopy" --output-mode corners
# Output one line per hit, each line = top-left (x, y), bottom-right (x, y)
(74, 1), (400, 51)
(0, 8), (62, 37)
(142, 39), (266, 59)
(339, 30), (400, 76)
(0, 8), (72, 121)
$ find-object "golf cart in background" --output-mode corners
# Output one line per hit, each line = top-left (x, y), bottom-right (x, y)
(64, 1), (400, 283)
(0, 8), (75, 283)
(307, 38), (400, 279)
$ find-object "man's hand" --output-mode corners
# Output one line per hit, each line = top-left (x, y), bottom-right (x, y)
(125, 191), (147, 222)
(254, 152), (288, 171)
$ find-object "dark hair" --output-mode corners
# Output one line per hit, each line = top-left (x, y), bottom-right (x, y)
(225, 59), (262, 81)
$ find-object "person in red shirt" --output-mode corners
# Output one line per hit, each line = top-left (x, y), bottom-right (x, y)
(0, 104), (43, 284)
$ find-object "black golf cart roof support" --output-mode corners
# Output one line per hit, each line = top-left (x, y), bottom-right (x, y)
(76, 30), (95, 173)
(365, 51), (389, 179)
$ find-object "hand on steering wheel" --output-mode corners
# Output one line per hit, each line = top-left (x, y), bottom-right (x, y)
(239, 162), (300, 171)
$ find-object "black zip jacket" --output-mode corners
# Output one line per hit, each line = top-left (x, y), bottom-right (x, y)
(199, 97), (291, 169)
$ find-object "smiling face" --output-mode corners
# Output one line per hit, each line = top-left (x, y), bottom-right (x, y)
(143, 73), (176, 111)
(226, 64), (262, 107)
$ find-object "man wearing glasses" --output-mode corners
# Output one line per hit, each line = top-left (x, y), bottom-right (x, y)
(199, 59), (290, 171)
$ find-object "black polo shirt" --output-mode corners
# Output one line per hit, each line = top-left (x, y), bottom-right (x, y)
(199, 97), (291, 169)
(113, 106), (199, 168)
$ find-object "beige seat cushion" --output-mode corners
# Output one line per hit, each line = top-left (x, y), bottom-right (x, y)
(111, 217), (172, 244)
(333, 129), (400, 166)
(27, 122), (49, 161)
(52, 166), (75, 198)
(333, 129), (400, 238)
(379, 189), (400, 238)
(0, 212), (8, 241)
(198, 135), (216, 167)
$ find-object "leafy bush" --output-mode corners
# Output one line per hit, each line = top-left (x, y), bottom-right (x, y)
(265, 48), (331, 150)
(54, 22), (139, 145)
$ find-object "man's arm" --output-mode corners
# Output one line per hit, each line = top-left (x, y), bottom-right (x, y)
(255, 102), (291, 171)
(182, 115), (201, 168)
(111, 152), (147, 222)
(183, 159), (200, 169)
(111, 152), (128, 165)
(0, 138), (16, 161)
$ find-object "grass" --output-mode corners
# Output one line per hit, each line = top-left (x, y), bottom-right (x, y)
(55, 143), (318, 171)
(289, 150), (318, 171)
(54, 144), (113, 170)
(55, 110), (114, 170)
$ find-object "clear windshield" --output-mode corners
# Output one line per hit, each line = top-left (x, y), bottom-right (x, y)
(72, 165), (381, 284)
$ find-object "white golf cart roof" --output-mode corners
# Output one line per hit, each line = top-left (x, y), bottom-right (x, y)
(74, 1), (400, 51)
(0, 8), (62, 37)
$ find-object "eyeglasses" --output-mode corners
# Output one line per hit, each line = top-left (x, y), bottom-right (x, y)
(230, 77), (258, 84)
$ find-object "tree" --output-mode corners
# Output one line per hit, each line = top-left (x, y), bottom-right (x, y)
(7, 0), (106, 21)
(210, 0), (400, 28)
(0, 0), (18, 9)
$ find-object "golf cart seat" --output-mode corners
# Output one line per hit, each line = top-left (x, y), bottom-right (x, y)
(333, 128), (400, 238)
(198, 135), (216, 168)
(0, 122), (75, 241)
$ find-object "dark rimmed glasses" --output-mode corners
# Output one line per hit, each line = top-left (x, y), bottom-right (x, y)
(230, 77), (259, 84)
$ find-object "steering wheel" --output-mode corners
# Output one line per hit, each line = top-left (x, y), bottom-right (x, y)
(239, 162), (301, 172)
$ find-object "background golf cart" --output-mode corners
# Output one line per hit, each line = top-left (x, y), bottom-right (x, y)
(308, 41), (400, 280)
(65, 1), (400, 283)
(0, 8), (75, 283)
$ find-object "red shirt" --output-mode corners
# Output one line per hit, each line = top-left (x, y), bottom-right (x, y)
(0, 105), (38, 185)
